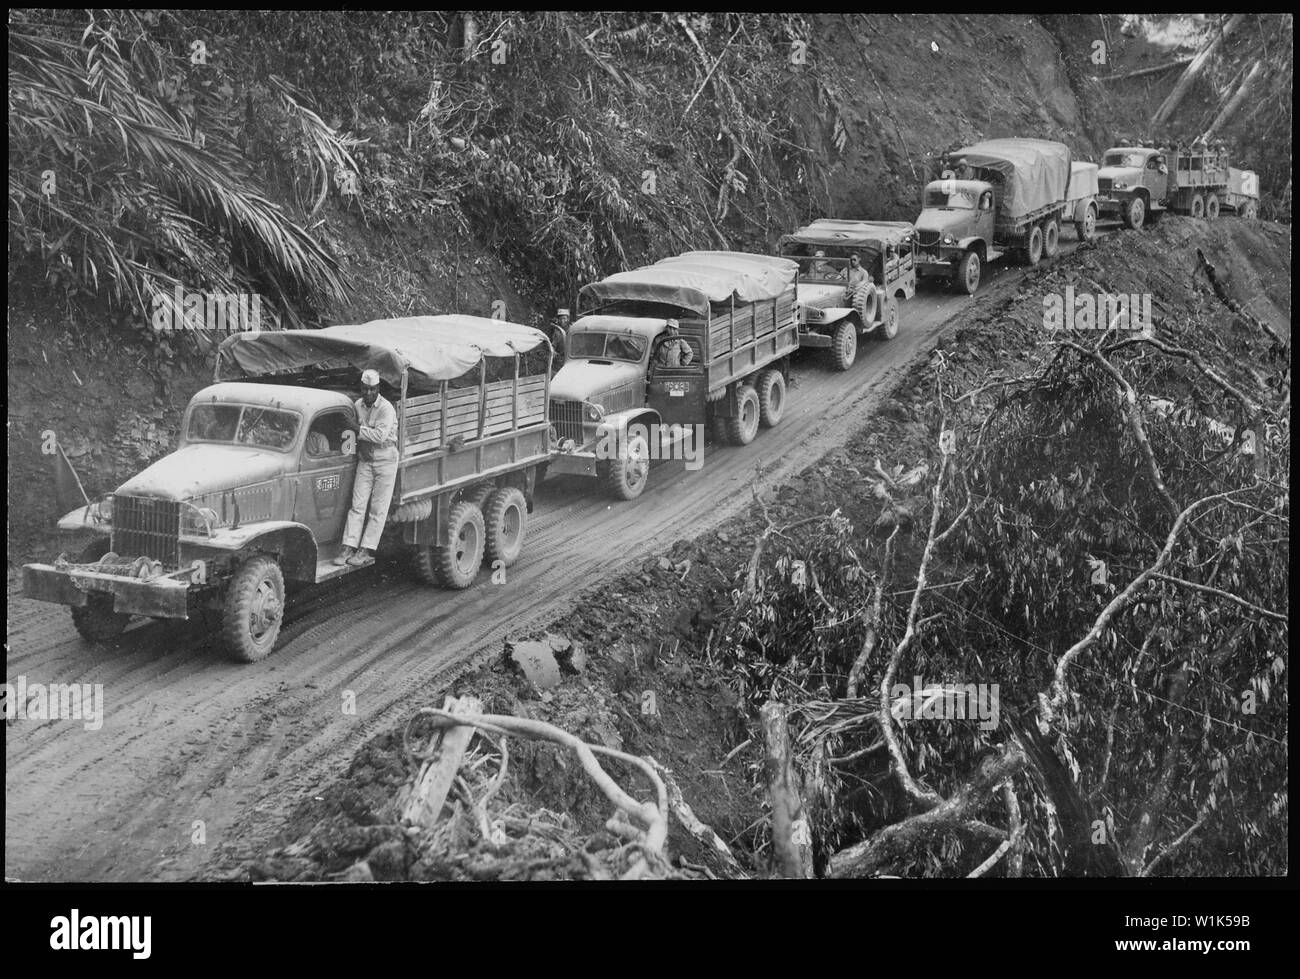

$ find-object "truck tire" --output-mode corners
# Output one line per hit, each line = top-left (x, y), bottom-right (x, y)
(1079, 203), (1097, 242)
(484, 487), (528, 567)
(954, 250), (981, 295)
(71, 594), (131, 643)
(1205, 195), (1220, 219)
(1121, 196), (1145, 230)
(726, 385), (761, 446)
(603, 429), (650, 501)
(830, 320), (857, 371)
(429, 501), (485, 589)
(851, 287), (878, 326)
(222, 555), (285, 663)
(1190, 193), (1205, 218)
(457, 484), (494, 510)
(877, 297), (900, 339)
(757, 369), (786, 428)
(1042, 218), (1060, 259)
(1023, 225), (1044, 267)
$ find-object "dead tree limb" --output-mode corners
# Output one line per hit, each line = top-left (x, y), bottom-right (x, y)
(760, 701), (814, 878)
(828, 744), (1025, 878)
(1202, 58), (1264, 141)
(1152, 14), (1246, 128)
(1099, 57), (1194, 83)
(649, 757), (748, 878)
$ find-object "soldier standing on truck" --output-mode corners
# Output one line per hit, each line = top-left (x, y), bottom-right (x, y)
(335, 368), (399, 566)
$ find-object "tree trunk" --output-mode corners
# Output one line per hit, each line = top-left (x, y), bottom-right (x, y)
(1151, 15), (1245, 128)
(1202, 59), (1265, 140)
(760, 701), (814, 878)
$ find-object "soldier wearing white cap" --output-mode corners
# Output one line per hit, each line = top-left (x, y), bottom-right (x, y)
(336, 368), (399, 566)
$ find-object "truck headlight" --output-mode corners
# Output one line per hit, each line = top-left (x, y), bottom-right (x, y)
(181, 504), (219, 537)
(942, 234), (956, 245)
(90, 495), (113, 524)
(1112, 181), (1127, 190)
(586, 403), (605, 421)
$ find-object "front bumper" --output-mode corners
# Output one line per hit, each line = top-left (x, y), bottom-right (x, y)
(548, 448), (599, 478)
(22, 564), (192, 619)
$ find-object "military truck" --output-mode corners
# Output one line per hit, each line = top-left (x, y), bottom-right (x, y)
(777, 220), (916, 370)
(23, 316), (552, 663)
(547, 252), (799, 500)
(1097, 143), (1260, 229)
(915, 138), (1095, 295)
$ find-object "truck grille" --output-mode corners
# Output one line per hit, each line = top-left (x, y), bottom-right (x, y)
(1097, 177), (1112, 192)
(112, 496), (181, 569)
(917, 230), (941, 248)
(549, 400), (587, 445)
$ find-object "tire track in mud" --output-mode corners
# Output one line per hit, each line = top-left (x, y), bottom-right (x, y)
(4, 249), (1076, 881)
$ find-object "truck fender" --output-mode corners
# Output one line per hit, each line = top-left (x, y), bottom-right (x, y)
(596, 408), (662, 445)
(1071, 197), (1095, 225)
(955, 237), (986, 259)
(816, 306), (856, 326)
(190, 520), (319, 582)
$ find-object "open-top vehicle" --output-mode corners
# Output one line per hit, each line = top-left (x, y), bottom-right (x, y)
(547, 251), (799, 500)
(777, 219), (916, 370)
(23, 315), (552, 662)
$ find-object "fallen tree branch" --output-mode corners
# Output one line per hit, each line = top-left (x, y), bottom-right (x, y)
(403, 707), (669, 879)
(761, 701), (814, 878)
(649, 757), (748, 878)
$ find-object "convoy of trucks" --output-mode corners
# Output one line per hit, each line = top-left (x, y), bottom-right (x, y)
(1096, 142), (1260, 229)
(20, 133), (1267, 661)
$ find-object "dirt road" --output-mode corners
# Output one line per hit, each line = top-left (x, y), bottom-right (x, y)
(4, 248), (1078, 881)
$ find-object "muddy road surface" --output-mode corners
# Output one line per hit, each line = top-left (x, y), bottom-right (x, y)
(5, 246), (1084, 881)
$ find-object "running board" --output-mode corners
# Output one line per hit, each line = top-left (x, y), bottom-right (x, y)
(314, 552), (375, 583)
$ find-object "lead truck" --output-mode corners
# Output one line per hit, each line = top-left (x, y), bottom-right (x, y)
(547, 251), (799, 500)
(1096, 143), (1260, 229)
(914, 138), (1098, 294)
(23, 316), (553, 663)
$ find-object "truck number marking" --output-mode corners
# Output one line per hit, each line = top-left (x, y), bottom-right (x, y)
(667, 381), (687, 398)
(316, 474), (339, 492)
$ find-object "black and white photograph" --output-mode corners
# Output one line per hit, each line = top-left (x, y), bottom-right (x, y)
(4, 7), (1291, 946)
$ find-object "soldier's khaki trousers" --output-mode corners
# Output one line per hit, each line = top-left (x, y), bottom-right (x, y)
(343, 447), (398, 551)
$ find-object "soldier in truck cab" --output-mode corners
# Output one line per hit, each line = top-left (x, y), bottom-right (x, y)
(335, 368), (399, 567)
(655, 319), (695, 368)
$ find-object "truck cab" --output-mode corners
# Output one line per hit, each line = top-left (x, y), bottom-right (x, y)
(1097, 147), (1169, 229)
(915, 179), (997, 294)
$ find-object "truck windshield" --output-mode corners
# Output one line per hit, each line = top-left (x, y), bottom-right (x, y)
(188, 404), (300, 450)
(569, 332), (647, 363)
(790, 256), (848, 281)
(924, 189), (977, 210)
(1104, 152), (1146, 168)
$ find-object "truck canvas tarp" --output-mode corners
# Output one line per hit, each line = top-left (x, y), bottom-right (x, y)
(1068, 161), (1099, 202)
(779, 219), (917, 251)
(953, 138), (1072, 219)
(578, 258), (796, 316)
(215, 315), (549, 389)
